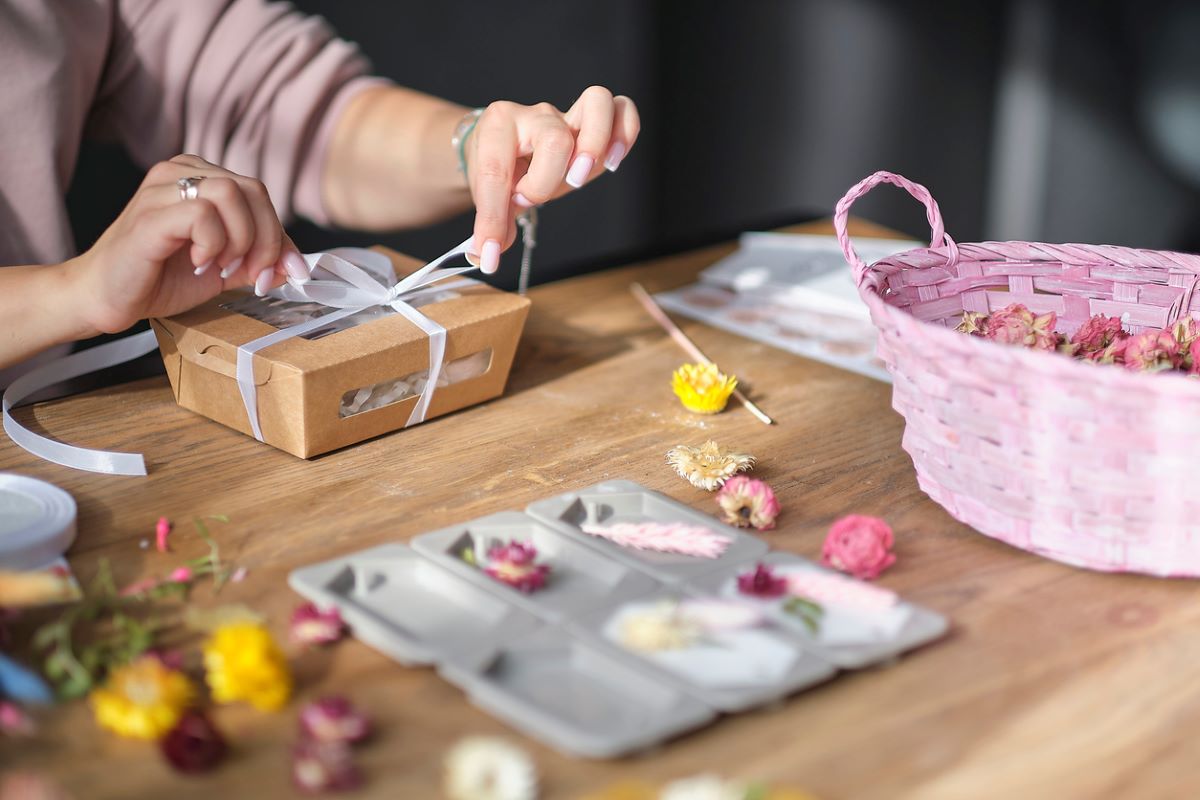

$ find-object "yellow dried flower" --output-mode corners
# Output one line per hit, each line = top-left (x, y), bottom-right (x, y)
(203, 622), (292, 712)
(90, 656), (195, 740)
(671, 362), (737, 414)
(618, 603), (701, 652)
(666, 440), (755, 491)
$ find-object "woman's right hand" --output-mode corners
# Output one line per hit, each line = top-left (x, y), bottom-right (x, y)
(68, 154), (311, 336)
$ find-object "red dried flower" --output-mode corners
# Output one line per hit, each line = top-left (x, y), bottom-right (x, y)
(483, 541), (550, 594)
(1071, 314), (1128, 358)
(735, 563), (789, 598)
(822, 515), (896, 580)
(1122, 330), (1182, 372)
(160, 711), (227, 774)
(290, 603), (346, 648)
(292, 739), (362, 794)
(299, 697), (370, 746)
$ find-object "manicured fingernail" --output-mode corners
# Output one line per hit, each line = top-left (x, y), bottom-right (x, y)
(604, 142), (626, 172)
(480, 239), (501, 274)
(220, 257), (243, 279)
(282, 250), (309, 282)
(254, 268), (274, 297)
(513, 193), (535, 208)
(193, 260), (213, 276)
(565, 154), (595, 188)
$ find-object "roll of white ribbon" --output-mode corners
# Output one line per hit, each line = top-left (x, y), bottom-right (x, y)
(0, 473), (77, 570)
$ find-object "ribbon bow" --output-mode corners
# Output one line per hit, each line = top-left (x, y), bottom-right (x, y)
(236, 237), (479, 441)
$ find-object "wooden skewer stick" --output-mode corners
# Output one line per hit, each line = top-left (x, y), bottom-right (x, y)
(630, 282), (775, 426)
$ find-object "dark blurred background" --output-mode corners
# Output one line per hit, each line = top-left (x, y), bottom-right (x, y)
(67, 0), (1200, 290)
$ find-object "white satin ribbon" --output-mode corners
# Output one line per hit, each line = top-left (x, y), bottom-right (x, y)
(2, 329), (160, 476)
(235, 238), (479, 442)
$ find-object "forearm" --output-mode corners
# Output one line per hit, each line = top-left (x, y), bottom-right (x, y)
(320, 85), (472, 231)
(0, 261), (97, 371)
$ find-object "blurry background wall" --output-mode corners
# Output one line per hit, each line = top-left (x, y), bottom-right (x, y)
(66, 0), (1200, 290)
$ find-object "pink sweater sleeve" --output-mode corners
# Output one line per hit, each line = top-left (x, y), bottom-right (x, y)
(88, 0), (388, 225)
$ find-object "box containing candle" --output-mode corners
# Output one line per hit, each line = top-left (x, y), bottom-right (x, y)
(149, 245), (530, 458)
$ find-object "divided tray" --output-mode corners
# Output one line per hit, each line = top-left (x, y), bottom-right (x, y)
(289, 480), (949, 759)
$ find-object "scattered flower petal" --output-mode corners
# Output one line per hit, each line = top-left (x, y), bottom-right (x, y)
(666, 440), (755, 491)
(203, 622), (292, 712)
(671, 362), (738, 415)
(299, 696), (370, 745)
(293, 739), (362, 794)
(483, 541), (551, 594)
(290, 603), (346, 648)
(139, 539), (150, 550)
(0, 701), (36, 737)
(90, 656), (196, 740)
(716, 476), (781, 530)
(444, 736), (538, 800)
(155, 517), (172, 553)
(736, 563), (789, 598)
(822, 515), (896, 580)
(581, 521), (730, 558)
(161, 711), (227, 773)
(230, 566), (248, 583)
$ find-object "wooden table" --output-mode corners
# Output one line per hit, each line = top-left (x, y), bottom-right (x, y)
(5, 219), (1197, 800)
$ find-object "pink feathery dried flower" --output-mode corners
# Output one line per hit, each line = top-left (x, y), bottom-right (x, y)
(483, 541), (550, 594)
(735, 563), (789, 598)
(155, 517), (172, 553)
(1122, 329), (1182, 372)
(290, 603), (346, 648)
(299, 697), (370, 746)
(715, 476), (781, 530)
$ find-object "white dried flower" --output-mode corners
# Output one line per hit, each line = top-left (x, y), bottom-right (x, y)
(659, 774), (750, 800)
(666, 440), (755, 491)
(444, 736), (538, 800)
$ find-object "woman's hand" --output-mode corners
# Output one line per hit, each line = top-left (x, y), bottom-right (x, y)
(464, 86), (640, 273)
(68, 154), (311, 335)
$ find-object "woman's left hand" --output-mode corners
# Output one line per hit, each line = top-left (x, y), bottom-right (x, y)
(464, 86), (640, 273)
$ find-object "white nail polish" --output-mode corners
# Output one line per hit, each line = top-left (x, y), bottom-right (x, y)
(193, 261), (213, 276)
(220, 257), (243, 279)
(254, 269), (273, 297)
(604, 142), (626, 172)
(565, 154), (595, 188)
(514, 192), (535, 208)
(480, 239), (501, 274)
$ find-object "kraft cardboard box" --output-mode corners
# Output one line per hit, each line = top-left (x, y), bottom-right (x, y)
(150, 247), (531, 458)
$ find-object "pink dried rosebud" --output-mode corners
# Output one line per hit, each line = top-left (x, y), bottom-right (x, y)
(290, 603), (346, 648)
(299, 697), (370, 745)
(1190, 340), (1200, 376)
(735, 563), (789, 598)
(1122, 329), (1181, 372)
(1071, 314), (1127, 356)
(160, 711), (227, 774)
(483, 541), (551, 594)
(155, 517), (172, 553)
(169, 567), (193, 583)
(292, 739), (362, 794)
(822, 515), (896, 580)
(715, 476), (781, 530)
(984, 304), (1060, 350)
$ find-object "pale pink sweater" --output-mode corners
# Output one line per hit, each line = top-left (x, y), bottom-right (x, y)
(0, 0), (382, 269)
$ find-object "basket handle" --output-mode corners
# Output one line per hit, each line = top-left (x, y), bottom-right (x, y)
(833, 170), (959, 284)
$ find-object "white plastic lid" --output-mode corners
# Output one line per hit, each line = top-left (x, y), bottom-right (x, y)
(0, 473), (77, 570)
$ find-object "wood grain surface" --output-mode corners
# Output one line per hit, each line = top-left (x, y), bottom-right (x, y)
(5, 219), (1198, 800)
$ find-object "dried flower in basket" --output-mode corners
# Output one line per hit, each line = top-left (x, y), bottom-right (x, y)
(1122, 330), (1182, 372)
(822, 515), (896, 581)
(89, 655), (196, 740)
(483, 541), (550, 594)
(1069, 314), (1128, 360)
(203, 621), (292, 712)
(983, 304), (1060, 350)
(299, 696), (371, 746)
(671, 362), (737, 415)
(716, 476), (780, 530)
(161, 711), (227, 774)
(290, 602), (346, 648)
(955, 311), (988, 336)
(444, 736), (539, 800)
(666, 440), (755, 491)
(580, 521), (730, 559)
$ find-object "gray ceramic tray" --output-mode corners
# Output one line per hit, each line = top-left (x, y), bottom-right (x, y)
(288, 543), (541, 667)
(438, 625), (716, 759)
(412, 511), (661, 623)
(526, 481), (769, 585)
(569, 588), (837, 713)
(690, 551), (950, 669)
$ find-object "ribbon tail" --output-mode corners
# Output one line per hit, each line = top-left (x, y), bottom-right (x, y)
(389, 301), (447, 427)
(2, 329), (160, 476)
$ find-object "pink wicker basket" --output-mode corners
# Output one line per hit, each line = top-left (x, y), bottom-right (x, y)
(834, 170), (1200, 577)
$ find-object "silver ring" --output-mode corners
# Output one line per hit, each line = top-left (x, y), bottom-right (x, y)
(177, 176), (205, 201)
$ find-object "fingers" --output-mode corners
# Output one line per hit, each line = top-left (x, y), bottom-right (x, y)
(137, 198), (227, 267)
(606, 95), (640, 172)
(512, 112), (574, 207)
(469, 103), (520, 274)
(563, 85), (615, 188)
